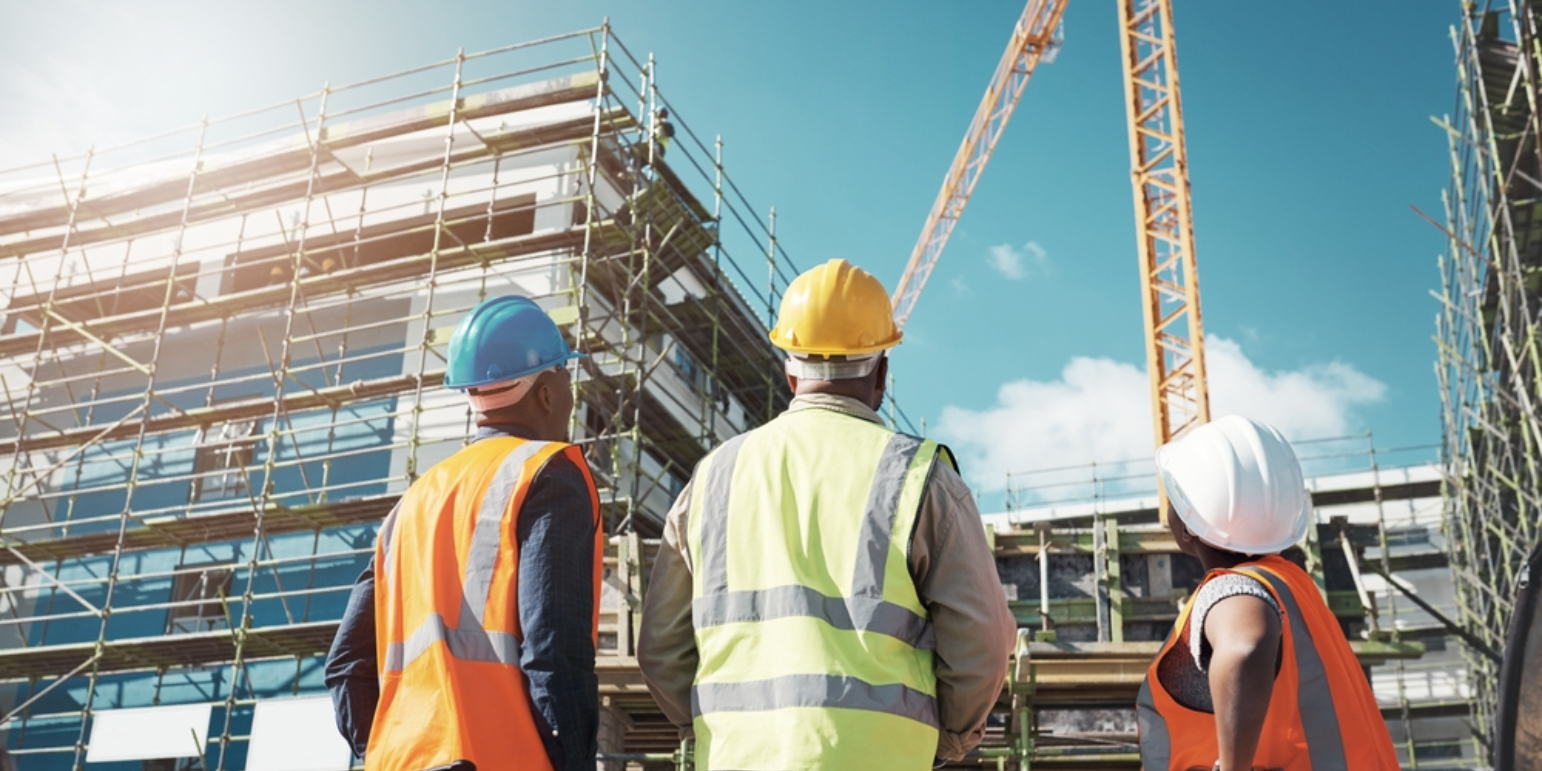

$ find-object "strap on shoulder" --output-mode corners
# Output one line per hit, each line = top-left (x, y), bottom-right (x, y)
(930, 441), (959, 473)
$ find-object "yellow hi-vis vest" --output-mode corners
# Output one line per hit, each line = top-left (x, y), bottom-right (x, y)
(686, 407), (951, 771)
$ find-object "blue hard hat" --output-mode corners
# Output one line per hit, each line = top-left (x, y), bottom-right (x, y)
(444, 295), (582, 390)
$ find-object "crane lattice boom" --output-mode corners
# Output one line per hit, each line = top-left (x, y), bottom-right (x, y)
(892, 0), (1210, 513)
(890, 0), (1070, 330)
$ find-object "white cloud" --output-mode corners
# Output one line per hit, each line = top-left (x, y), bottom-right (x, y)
(987, 241), (1049, 281)
(950, 275), (970, 294)
(934, 335), (1387, 494)
(1204, 336), (1386, 438)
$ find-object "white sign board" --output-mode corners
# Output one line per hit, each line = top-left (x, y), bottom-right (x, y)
(86, 703), (212, 762)
(245, 696), (355, 771)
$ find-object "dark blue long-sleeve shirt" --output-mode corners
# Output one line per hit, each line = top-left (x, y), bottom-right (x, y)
(324, 424), (599, 771)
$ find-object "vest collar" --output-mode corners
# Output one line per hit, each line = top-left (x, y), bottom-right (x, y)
(787, 393), (884, 425)
(472, 422), (539, 443)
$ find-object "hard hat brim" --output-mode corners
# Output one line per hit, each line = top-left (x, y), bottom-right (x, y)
(1183, 511), (1310, 556)
(767, 330), (903, 357)
(446, 351), (585, 390)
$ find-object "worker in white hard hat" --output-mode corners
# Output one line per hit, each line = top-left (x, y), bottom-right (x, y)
(1137, 415), (1399, 771)
(636, 258), (1015, 771)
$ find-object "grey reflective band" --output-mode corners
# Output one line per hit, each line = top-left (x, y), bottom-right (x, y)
(692, 674), (939, 728)
(1137, 607), (1180, 769)
(852, 433), (923, 599)
(692, 585), (934, 648)
(694, 432), (936, 645)
(1135, 679), (1170, 770)
(383, 613), (523, 672)
(462, 441), (550, 627)
(698, 434), (748, 595)
(383, 442), (550, 676)
(1238, 567), (1348, 771)
(377, 499), (404, 584)
(1139, 569), (1349, 770)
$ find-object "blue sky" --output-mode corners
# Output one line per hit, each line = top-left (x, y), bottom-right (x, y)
(0, 1), (1457, 500)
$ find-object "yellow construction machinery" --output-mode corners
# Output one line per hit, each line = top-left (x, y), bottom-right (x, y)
(892, 0), (1210, 518)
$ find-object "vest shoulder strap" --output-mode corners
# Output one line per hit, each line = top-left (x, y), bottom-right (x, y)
(1232, 562), (1352, 771)
(931, 442), (958, 473)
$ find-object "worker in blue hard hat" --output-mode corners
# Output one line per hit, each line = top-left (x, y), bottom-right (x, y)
(325, 295), (603, 771)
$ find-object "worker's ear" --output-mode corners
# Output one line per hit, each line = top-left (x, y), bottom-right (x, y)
(866, 355), (890, 413)
(516, 371), (549, 419)
(1165, 506), (1198, 556)
(532, 379), (551, 413)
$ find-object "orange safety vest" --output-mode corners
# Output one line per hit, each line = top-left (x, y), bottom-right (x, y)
(367, 436), (601, 771)
(1137, 555), (1398, 771)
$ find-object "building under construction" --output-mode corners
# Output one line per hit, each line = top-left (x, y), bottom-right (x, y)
(0, 10), (1524, 771)
(990, 434), (1474, 769)
(1439, 2), (1542, 764)
(0, 26), (802, 769)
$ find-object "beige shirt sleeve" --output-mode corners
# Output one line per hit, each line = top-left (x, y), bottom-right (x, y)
(637, 481), (698, 729)
(912, 460), (1016, 761)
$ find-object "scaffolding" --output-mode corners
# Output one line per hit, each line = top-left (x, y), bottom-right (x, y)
(1438, 1), (1542, 763)
(0, 25), (805, 769)
(596, 438), (1439, 768)
(992, 434), (1479, 768)
(0, 14), (1482, 771)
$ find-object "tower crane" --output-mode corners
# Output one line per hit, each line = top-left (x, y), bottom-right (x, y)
(892, 0), (1210, 518)
(889, 0), (1070, 330)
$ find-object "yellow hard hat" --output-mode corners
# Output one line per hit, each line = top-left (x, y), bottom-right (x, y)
(768, 258), (903, 356)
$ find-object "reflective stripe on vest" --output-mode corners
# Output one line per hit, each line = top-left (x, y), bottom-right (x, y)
(380, 439), (549, 674)
(1237, 567), (1348, 771)
(691, 673), (939, 727)
(686, 409), (946, 771)
(383, 613), (523, 671)
(695, 433), (745, 596)
(1135, 679), (1170, 768)
(692, 431), (933, 646)
(378, 499), (403, 584)
(692, 586), (934, 649)
(369, 436), (602, 771)
(1138, 557), (1398, 771)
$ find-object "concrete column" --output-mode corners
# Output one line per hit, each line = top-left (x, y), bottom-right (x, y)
(596, 696), (628, 771)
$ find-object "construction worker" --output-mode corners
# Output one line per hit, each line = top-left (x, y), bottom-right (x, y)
(637, 258), (1015, 770)
(1140, 415), (1399, 771)
(324, 295), (602, 771)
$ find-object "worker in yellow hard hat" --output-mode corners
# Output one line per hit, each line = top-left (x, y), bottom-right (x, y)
(637, 258), (1015, 771)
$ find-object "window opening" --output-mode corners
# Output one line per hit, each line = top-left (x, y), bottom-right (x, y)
(191, 419), (257, 502)
(165, 562), (235, 635)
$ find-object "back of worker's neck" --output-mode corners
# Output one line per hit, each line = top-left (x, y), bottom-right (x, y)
(475, 414), (566, 443)
(1197, 543), (1263, 572)
(791, 378), (883, 411)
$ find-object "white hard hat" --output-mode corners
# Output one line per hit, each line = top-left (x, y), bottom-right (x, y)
(1156, 415), (1310, 554)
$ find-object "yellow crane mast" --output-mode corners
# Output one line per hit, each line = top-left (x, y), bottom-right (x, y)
(1117, 0), (1210, 477)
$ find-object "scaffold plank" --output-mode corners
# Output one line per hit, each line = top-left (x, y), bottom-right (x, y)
(0, 495), (395, 565)
(0, 72), (609, 243)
